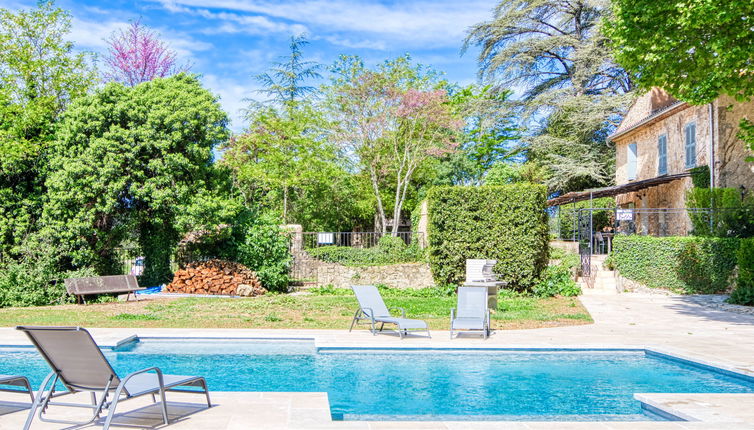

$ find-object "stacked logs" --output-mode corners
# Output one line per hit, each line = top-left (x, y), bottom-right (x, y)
(165, 259), (266, 297)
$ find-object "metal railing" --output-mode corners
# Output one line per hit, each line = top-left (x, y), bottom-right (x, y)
(297, 231), (420, 250)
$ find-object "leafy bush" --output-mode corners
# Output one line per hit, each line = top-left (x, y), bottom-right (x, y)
(686, 187), (754, 237)
(690, 165), (710, 188)
(307, 236), (425, 266)
(426, 185), (549, 289)
(0, 245), (98, 307)
(532, 248), (581, 297)
(612, 235), (739, 294)
(229, 212), (291, 292)
(532, 265), (581, 297)
(729, 239), (754, 305)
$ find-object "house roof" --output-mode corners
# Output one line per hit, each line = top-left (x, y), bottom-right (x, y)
(546, 172), (691, 207)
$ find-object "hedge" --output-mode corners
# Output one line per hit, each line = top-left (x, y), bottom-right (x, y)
(686, 187), (754, 237)
(426, 185), (549, 288)
(612, 235), (739, 294)
(729, 239), (754, 305)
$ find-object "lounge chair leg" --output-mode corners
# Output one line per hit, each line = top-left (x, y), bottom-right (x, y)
(23, 372), (56, 430)
(201, 378), (212, 407)
(349, 310), (360, 332)
(103, 380), (127, 430)
(159, 387), (169, 425)
(21, 377), (33, 402)
(151, 393), (157, 403)
(379, 322), (385, 332)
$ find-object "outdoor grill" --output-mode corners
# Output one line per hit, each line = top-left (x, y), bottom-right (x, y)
(463, 259), (506, 309)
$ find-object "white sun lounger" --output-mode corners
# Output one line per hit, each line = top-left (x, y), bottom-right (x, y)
(17, 326), (211, 430)
(349, 285), (430, 338)
(451, 286), (491, 339)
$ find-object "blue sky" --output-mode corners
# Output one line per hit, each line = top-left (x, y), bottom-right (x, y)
(1, 0), (499, 131)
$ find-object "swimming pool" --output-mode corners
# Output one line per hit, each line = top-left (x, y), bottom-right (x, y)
(2, 338), (753, 421)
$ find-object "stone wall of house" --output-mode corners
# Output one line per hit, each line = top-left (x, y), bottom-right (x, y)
(716, 94), (754, 191)
(615, 177), (693, 234)
(316, 262), (434, 289)
(615, 88), (679, 135)
(615, 103), (710, 186)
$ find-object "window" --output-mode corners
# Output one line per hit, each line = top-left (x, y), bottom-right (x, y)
(627, 142), (638, 180)
(658, 134), (668, 175)
(685, 122), (697, 168)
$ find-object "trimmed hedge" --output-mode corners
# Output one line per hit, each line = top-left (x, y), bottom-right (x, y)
(426, 185), (549, 288)
(729, 239), (754, 305)
(686, 187), (754, 237)
(612, 235), (739, 294)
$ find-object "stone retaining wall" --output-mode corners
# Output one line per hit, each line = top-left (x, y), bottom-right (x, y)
(316, 262), (434, 289)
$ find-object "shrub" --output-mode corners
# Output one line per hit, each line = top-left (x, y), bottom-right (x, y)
(0, 246), (98, 307)
(612, 235), (739, 294)
(686, 187), (754, 237)
(729, 239), (754, 305)
(229, 212), (291, 292)
(307, 236), (424, 266)
(532, 265), (581, 297)
(426, 185), (549, 289)
(690, 165), (710, 188)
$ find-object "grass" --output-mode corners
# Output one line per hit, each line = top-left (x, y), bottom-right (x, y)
(0, 289), (591, 330)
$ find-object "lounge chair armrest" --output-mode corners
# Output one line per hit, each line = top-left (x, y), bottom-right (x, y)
(361, 307), (376, 323)
(121, 367), (166, 389)
(389, 307), (406, 318)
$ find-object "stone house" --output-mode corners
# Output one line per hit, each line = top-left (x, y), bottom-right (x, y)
(609, 88), (754, 210)
(548, 87), (754, 237)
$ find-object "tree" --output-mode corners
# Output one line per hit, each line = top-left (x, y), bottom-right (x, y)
(253, 35), (321, 106)
(607, 0), (754, 158)
(103, 20), (188, 87)
(447, 84), (520, 185)
(43, 74), (228, 285)
(465, 0), (634, 194)
(325, 55), (462, 234)
(0, 1), (94, 257)
(222, 103), (342, 224)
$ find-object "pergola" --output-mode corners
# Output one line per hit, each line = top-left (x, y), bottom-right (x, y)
(546, 172), (692, 207)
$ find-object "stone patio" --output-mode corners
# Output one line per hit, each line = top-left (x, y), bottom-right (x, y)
(2, 292), (754, 429)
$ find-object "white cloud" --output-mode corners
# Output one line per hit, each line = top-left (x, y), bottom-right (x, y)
(68, 17), (212, 64)
(323, 35), (386, 51)
(155, 0), (496, 47)
(201, 74), (261, 131)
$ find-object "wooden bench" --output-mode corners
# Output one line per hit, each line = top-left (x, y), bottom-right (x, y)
(64, 275), (145, 304)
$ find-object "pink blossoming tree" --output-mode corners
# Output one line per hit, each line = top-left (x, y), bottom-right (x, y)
(327, 56), (462, 234)
(103, 20), (188, 87)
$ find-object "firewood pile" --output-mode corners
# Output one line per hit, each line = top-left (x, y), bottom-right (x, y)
(165, 259), (266, 297)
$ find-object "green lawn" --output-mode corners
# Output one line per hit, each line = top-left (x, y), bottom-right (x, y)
(0, 291), (591, 330)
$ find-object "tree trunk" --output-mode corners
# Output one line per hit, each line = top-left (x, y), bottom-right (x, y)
(369, 166), (387, 234)
(283, 186), (288, 223)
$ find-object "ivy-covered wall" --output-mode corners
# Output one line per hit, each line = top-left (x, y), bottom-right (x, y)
(612, 235), (739, 294)
(426, 185), (549, 288)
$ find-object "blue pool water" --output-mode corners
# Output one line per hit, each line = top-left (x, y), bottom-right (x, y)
(2, 339), (754, 421)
